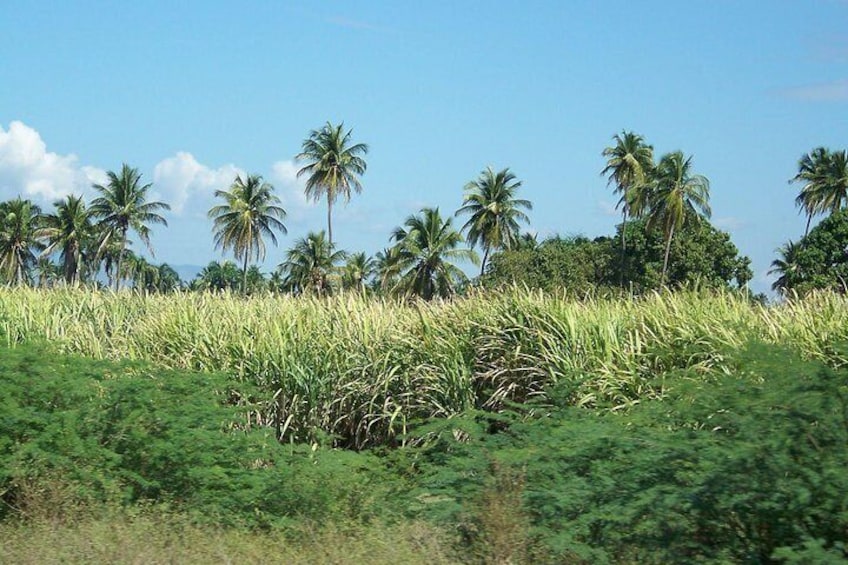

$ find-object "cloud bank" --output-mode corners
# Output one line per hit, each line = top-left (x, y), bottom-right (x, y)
(0, 121), (106, 202)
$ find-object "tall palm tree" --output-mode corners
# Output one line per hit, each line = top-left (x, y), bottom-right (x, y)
(37, 194), (93, 285)
(392, 207), (479, 300)
(769, 240), (803, 294)
(90, 164), (170, 290)
(456, 167), (532, 276)
(601, 131), (655, 285)
(296, 122), (368, 247)
(647, 151), (711, 285)
(278, 231), (346, 295)
(208, 174), (287, 294)
(0, 198), (44, 285)
(792, 147), (832, 237)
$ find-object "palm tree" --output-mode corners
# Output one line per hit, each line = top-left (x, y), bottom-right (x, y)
(601, 131), (655, 285)
(90, 164), (170, 290)
(392, 207), (478, 300)
(373, 246), (404, 294)
(208, 174), (287, 294)
(647, 151), (711, 285)
(769, 240), (803, 294)
(456, 167), (532, 276)
(37, 194), (93, 285)
(296, 122), (368, 247)
(191, 260), (242, 292)
(342, 251), (374, 292)
(793, 147), (832, 237)
(0, 198), (44, 285)
(278, 231), (346, 295)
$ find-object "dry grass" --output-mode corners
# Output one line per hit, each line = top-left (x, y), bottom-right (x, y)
(0, 511), (458, 565)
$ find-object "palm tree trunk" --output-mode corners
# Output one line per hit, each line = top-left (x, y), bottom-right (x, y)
(804, 213), (812, 238)
(114, 230), (127, 291)
(242, 253), (249, 295)
(480, 247), (490, 278)
(327, 198), (333, 248)
(661, 224), (674, 286)
(620, 209), (628, 287)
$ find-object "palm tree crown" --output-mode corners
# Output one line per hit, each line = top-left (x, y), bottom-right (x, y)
(647, 151), (711, 285)
(208, 174), (287, 294)
(792, 147), (848, 236)
(90, 164), (170, 290)
(456, 167), (532, 276)
(391, 207), (479, 300)
(769, 240), (803, 294)
(38, 194), (93, 285)
(296, 122), (368, 246)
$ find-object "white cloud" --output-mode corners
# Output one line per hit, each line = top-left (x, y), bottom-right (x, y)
(270, 159), (314, 216)
(713, 216), (746, 230)
(597, 199), (620, 217)
(0, 121), (105, 203)
(779, 79), (848, 102)
(152, 152), (243, 214)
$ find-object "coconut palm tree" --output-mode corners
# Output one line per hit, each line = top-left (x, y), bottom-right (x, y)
(0, 198), (44, 285)
(296, 122), (368, 247)
(208, 174), (287, 294)
(793, 147), (832, 237)
(191, 260), (242, 292)
(373, 246), (404, 294)
(769, 240), (804, 294)
(601, 131), (655, 285)
(341, 251), (374, 292)
(647, 151), (711, 285)
(392, 207), (478, 300)
(278, 231), (346, 295)
(90, 164), (170, 290)
(37, 194), (93, 285)
(456, 167), (532, 276)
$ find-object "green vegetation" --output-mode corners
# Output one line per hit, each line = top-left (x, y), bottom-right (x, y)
(1, 315), (847, 562)
(484, 219), (751, 293)
(1, 288), (846, 448)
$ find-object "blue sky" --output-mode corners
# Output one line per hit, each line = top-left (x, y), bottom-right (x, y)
(1, 1), (847, 293)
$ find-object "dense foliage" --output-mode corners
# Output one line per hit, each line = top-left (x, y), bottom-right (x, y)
(484, 219), (752, 292)
(1, 338), (846, 562)
(772, 209), (848, 295)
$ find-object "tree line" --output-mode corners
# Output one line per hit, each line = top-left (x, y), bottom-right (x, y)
(0, 123), (843, 297)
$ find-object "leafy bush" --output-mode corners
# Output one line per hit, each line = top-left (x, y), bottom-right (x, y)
(0, 343), (400, 527)
(403, 342), (848, 563)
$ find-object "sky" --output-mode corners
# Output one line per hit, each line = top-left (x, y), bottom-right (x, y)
(1, 0), (847, 293)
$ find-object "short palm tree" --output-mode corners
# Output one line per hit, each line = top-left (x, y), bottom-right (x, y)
(769, 240), (803, 294)
(208, 174), (287, 294)
(0, 198), (44, 285)
(296, 122), (368, 247)
(392, 207), (478, 300)
(37, 194), (93, 285)
(373, 246), (405, 294)
(278, 231), (346, 295)
(456, 167), (532, 276)
(90, 164), (170, 290)
(342, 251), (374, 292)
(601, 131), (655, 285)
(647, 151), (711, 285)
